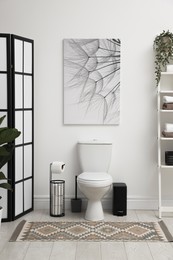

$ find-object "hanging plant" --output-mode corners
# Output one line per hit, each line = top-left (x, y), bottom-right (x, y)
(153, 30), (173, 86)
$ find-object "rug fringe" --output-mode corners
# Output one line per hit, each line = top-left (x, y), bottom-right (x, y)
(9, 220), (27, 242)
(158, 220), (173, 242)
(16, 221), (32, 241)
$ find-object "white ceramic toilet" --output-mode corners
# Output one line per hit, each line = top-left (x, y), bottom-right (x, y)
(77, 140), (112, 221)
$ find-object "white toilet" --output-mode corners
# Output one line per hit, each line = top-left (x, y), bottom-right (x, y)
(77, 140), (113, 221)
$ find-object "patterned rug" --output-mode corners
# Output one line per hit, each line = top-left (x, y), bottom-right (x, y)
(9, 220), (173, 242)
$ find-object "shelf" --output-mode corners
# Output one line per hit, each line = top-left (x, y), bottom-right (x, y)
(160, 165), (173, 169)
(160, 109), (173, 113)
(161, 72), (173, 75)
(160, 137), (173, 140)
(159, 90), (173, 94)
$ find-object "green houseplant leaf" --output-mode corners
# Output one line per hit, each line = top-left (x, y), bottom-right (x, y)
(0, 143), (14, 169)
(0, 172), (12, 191)
(0, 128), (20, 145)
(0, 183), (12, 190)
(0, 116), (6, 126)
(0, 172), (8, 180)
(0, 115), (21, 203)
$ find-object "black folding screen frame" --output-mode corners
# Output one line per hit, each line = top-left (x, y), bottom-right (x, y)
(0, 34), (34, 221)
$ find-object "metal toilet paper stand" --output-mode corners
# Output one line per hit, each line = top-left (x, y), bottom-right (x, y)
(50, 163), (65, 217)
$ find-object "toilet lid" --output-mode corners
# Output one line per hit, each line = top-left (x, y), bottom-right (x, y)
(78, 172), (112, 182)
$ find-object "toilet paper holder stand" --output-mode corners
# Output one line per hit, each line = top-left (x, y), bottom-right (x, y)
(49, 163), (65, 217)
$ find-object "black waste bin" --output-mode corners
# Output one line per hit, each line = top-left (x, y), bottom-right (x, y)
(112, 183), (127, 216)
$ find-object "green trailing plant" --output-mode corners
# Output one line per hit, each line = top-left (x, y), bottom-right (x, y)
(154, 30), (173, 86)
(0, 115), (20, 207)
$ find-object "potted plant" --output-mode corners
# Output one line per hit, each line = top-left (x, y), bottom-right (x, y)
(154, 30), (173, 86)
(0, 115), (20, 225)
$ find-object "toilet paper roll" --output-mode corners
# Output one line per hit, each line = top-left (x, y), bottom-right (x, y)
(51, 161), (65, 173)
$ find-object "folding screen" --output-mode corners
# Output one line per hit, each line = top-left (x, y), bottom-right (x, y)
(0, 34), (10, 221)
(0, 34), (34, 221)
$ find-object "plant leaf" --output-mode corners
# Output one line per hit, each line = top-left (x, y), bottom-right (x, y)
(0, 128), (21, 145)
(0, 115), (6, 126)
(0, 143), (14, 169)
(0, 172), (7, 180)
(0, 182), (12, 190)
(0, 146), (10, 156)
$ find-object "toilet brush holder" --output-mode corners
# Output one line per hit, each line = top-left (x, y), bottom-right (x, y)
(71, 198), (82, 212)
(71, 176), (82, 212)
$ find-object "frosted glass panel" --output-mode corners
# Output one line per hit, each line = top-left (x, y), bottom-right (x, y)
(0, 37), (7, 71)
(24, 179), (32, 211)
(24, 145), (32, 178)
(24, 76), (32, 108)
(1, 165), (8, 218)
(15, 182), (23, 216)
(15, 39), (23, 72)
(24, 111), (32, 143)
(15, 147), (23, 181)
(15, 74), (23, 108)
(1, 189), (7, 218)
(1, 164), (7, 177)
(15, 111), (23, 145)
(0, 74), (7, 109)
(24, 42), (32, 73)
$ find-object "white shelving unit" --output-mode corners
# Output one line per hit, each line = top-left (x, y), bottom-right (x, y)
(158, 72), (173, 218)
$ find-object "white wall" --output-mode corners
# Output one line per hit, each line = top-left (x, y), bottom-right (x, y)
(1, 0), (173, 209)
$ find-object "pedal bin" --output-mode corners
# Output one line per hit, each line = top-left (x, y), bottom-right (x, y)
(50, 179), (65, 217)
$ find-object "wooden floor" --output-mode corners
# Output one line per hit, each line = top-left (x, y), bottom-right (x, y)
(0, 209), (173, 260)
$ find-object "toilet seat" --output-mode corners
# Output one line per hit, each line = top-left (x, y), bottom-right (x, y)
(77, 172), (112, 187)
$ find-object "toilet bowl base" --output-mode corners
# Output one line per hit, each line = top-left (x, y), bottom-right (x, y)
(85, 200), (104, 221)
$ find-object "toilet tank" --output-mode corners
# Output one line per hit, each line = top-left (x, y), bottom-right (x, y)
(78, 140), (112, 172)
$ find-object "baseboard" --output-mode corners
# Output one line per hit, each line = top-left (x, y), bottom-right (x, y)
(34, 195), (165, 211)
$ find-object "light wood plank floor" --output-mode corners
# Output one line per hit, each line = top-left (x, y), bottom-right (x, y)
(0, 209), (173, 260)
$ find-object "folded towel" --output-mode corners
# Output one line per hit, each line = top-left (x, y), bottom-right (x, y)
(162, 103), (173, 110)
(163, 96), (173, 103)
(164, 123), (173, 132)
(162, 130), (173, 137)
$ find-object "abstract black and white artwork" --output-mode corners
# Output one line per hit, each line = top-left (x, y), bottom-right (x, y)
(64, 39), (120, 125)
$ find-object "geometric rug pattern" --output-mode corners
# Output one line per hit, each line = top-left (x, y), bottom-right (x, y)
(9, 220), (173, 242)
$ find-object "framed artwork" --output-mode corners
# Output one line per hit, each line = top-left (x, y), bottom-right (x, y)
(64, 39), (120, 125)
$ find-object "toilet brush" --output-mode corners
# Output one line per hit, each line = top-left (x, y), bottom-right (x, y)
(75, 175), (77, 199)
(71, 175), (82, 212)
